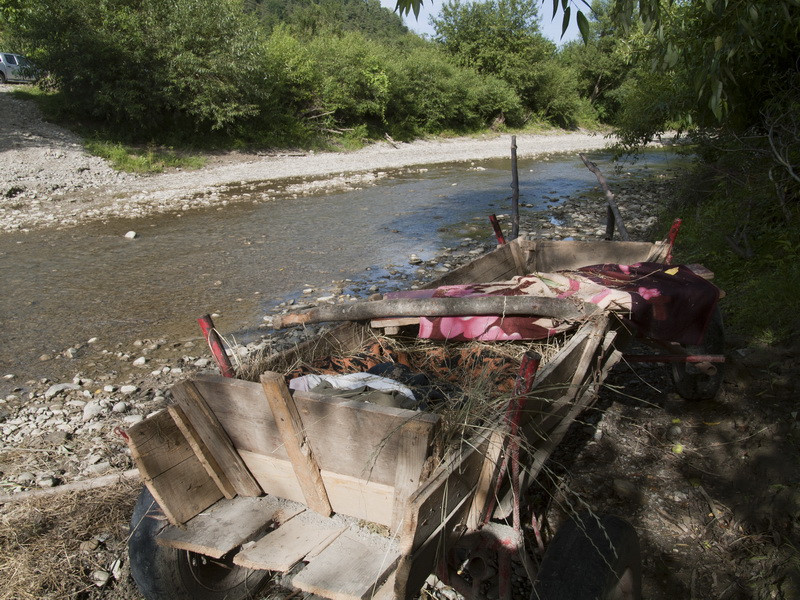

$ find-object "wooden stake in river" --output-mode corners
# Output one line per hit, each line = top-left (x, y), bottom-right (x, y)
(511, 135), (520, 240)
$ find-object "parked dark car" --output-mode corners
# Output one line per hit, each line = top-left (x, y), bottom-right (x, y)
(0, 53), (37, 83)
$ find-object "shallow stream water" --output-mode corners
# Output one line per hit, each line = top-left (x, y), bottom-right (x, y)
(0, 150), (679, 381)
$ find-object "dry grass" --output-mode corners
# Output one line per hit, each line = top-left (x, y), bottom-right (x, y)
(0, 480), (139, 600)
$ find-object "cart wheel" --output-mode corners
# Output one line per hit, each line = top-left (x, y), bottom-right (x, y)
(129, 487), (271, 600)
(531, 513), (641, 600)
(670, 306), (724, 401)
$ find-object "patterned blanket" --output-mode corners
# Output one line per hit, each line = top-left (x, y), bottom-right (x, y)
(386, 262), (720, 345)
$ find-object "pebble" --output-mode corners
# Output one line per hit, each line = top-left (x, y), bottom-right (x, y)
(80, 539), (100, 552)
(92, 569), (111, 587)
(120, 385), (138, 395)
(112, 401), (129, 413)
(37, 476), (57, 488)
(16, 472), (35, 485)
(124, 231), (137, 239)
(132, 357), (147, 366)
(193, 358), (210, 368)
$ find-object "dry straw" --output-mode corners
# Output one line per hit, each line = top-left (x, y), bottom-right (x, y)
(0, 480), (139, 600)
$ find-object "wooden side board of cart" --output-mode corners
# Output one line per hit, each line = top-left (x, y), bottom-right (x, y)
(125, 237), (723, 600)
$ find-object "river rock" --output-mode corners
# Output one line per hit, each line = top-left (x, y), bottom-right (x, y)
(112, 401), (129, 413)
(124, 231), (137, 239)
(44, 383), (81, 400)
(132, 357), (147, 366)
(82, 401), (103, 421)
(120, 385), (138, 395)
(122, 414), (144, 426)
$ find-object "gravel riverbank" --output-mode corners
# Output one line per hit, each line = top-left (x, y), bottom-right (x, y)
(0, 84), (619, 232)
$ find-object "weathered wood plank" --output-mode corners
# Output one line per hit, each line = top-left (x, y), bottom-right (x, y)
(422, 243), (520, 288)
(172, 380), (262, 497)
(394, 491), (475, 600)
(292, 533), (400, 600)
(156, 495), (303, 558)
(234, 513), (345, 571)
(194, 376), (438, 488)
(168, 405), (236, 499)
(239, 450), (396, 526)
(261, 372), (332, 516)
(529, 240), (667, 272)
(126, 410), (222, 525)
(399, 428), (491, 556)
(391, 418), (438, 532)
(466, 427), (506, 530)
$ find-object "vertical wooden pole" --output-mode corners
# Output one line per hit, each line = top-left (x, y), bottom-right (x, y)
(605, 205), (615, 240)
(510, 136), (520, 241)
(579, 153), (630, 241)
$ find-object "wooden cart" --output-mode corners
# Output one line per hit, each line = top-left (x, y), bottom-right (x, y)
(125, 237), (722, 600)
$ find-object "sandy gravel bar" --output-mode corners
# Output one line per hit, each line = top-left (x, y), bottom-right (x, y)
(0, 85), (615, 232)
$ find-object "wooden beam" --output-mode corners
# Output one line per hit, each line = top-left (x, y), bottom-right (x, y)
(466, 427), (506, 530)
(273, 295), (596, 329)
(261, 372), (332, 517)
(168, 404), (236, 499)
(172, 380), (261, 497)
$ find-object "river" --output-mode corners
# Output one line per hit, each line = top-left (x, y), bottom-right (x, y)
(0, 149), (678, 382)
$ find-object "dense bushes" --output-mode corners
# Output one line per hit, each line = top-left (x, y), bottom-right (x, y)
(5, 0), (596, 145)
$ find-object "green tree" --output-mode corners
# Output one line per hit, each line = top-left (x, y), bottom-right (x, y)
(432, 0), (584, 126)
(558, 0), (636, 122)
(8, 0), (292, 139)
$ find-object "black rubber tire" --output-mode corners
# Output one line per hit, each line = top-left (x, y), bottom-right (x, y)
(670, 306), (725, 400)
(128, 487), (271, 600)
(531, 513), (642, 600)
(0, 72), (6, 84)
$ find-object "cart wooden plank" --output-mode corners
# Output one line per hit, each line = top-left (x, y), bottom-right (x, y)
(394, 491), (475, 600)
(261, 372), (332, 516)
(399, 428), (491, 555)
(527, 239), (668, 272)
(292, 533), (400, 600)
(168, 404), (236, 499)
(391, 418), (437, 531)
(420, 242), (520, 288)
(156, 495), (304, 558)
(193, 375), (438, 488)
(172, 380), (261, 497)
(238, 450), (396, 526)
(233, 512), (345, 571)
(126, 410), (222, 525)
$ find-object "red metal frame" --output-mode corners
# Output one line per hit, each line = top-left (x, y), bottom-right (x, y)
(197, 314), (236, 378)
(489, 214), (506, 245)
(665, 218), (683, 265)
